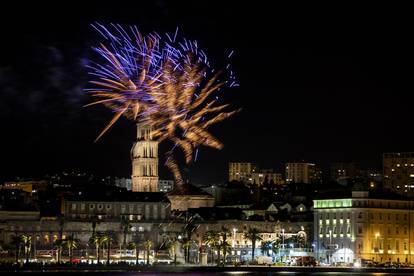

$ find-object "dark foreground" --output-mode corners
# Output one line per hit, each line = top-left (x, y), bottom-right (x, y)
(2, 265), (414, 275)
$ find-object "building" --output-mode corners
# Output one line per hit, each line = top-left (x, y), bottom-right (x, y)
(314, 190), (414, 265)
(114, 177), (132, 191)
(1, 179), (48, 193)
(286, 163), (318, 184)
(383, 152), (414, 196)
(228, 162), (257, 183)
(131, 124), (159, 192)
(251, 170), (284, 186)
(62, 191), (170, 222)
(158, 180), (174, 192)
(330, 163), (359, 182)
(167, 185), (215, 211)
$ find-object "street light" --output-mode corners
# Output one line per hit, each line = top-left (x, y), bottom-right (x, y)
(281, 229), (285, 262)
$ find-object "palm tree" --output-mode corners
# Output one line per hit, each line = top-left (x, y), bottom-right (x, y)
(203, 230), (220, 265)
(89, 233), (106, 264)
(244, 228), (262, 261)
(143, 240), (152, 265)
(120, 217), (131, 257)
(272, 238), (281, 259)
(10, 235), (22, 264)
(219, 227), (231, 265)
(128, 241), (140, 265)
(219, 240), (232, 266)
(20, 234), (32, 264)
(63, 234), (79, 264)
(53, 239), (64, 264)
(166, 239), (179, 265)
(101, 232), (115, 265)
(182, 238), (192, 263)
(261, 241), (272, 256)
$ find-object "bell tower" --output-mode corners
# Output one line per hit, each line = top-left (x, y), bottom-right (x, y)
(131, 123), (159, 192)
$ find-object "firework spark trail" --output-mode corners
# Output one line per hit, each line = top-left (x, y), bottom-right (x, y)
(86, 23), (240, 189)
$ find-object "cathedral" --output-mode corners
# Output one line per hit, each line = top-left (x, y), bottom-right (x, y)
(131, 124), (159, 192)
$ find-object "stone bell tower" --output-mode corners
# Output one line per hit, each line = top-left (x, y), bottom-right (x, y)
(131, 123), (159, 192)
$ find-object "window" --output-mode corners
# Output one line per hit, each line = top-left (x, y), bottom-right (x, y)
(358, 225), (362, 234)
(396, 226), (399, 235)
(98, 204), (103, 210)
(71, 203), (76, 211)
(388, 214), (390, 220)
(137, 214), (142, 220)
(129, 214), (134, 221)
(396, 240), (399, 252)
(404, 214), (408, 220)
(404, 241), (408, 250)
(81, 204), (85, 211)
(89, 204), (95, 209)
(138, 226), (144, 232)
(106, 204), (111, 210)
(404, 227), (408, 235)
(396, 214), (399, 220)
(358, 212), (363, 219)
(379, 213), (382, 220)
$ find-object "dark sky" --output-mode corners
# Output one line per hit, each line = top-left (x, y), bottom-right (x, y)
(0, 2), (412, 184)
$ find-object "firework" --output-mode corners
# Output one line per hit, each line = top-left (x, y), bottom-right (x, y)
(86, 23), (239, 189)
(85, 23), (165, 141)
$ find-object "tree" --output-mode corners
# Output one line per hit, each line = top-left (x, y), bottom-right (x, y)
(20, 234), (32, 264)
(219, 227), (231, 265)
(89, 233), (106, 264)
(10, 235), (22, 264)
(219, 240), (232, 265)
(128, 241), (140, 266)
(166, 239), (179, 265)
(203, 230), (220, 265)
(53, 239), (64, 264)
(102, 232), (115, 265)
(63, 234), (79, 264)
(244, 228), (262, 261)
(144, 240), (152, 265)
(181, 238), (192, 263)
(260, 241), (272, 256)
(120, 217), (131, 257)
(272, 237), (281, 258)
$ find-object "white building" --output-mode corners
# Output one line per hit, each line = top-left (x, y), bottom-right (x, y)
(314, 190), (414, 265)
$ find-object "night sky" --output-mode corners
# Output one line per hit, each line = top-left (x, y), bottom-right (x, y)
(0, 2), (412, 184)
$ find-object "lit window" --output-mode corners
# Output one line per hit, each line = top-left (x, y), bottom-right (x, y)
(397, 164), (401, 167)
(98, 215), (102, 220)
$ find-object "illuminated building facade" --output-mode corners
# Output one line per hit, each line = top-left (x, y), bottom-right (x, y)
(286, 163), (318, 184)
(131, 124), (159, 192)
(251, 170), (284, 186)
(383, 152), (414, 196)
(314, 191), (414, 265)
(228, 162), (258, 183)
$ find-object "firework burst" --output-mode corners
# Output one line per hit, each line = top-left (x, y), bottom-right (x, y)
(86, 23), (239, 189)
